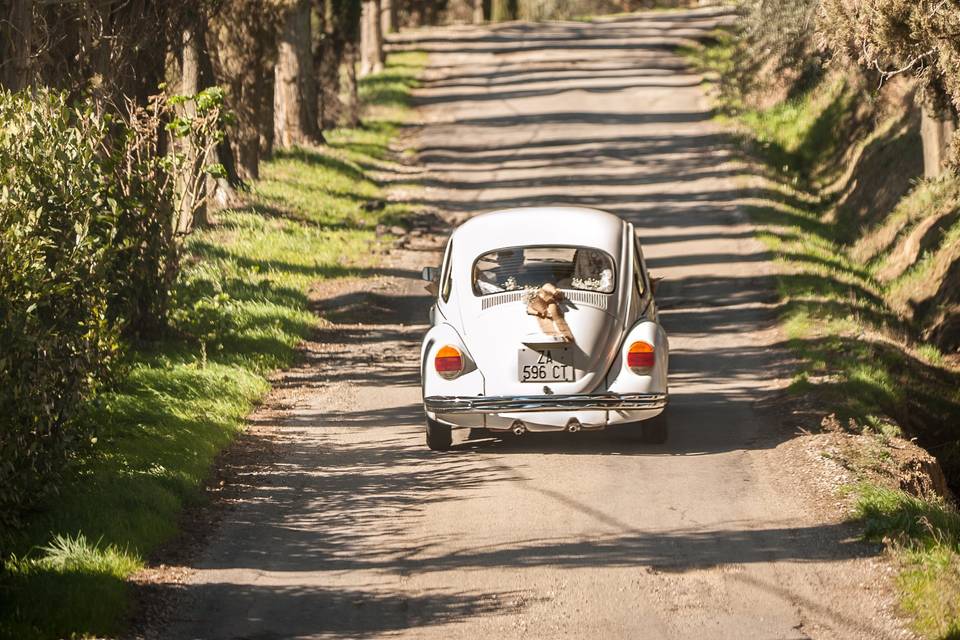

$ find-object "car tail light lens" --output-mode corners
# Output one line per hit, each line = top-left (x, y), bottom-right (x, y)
(627, 341), (655, 372)
(435, 345), (464, 379)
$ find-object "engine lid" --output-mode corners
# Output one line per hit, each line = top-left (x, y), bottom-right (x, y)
(462, 293), (621, 396)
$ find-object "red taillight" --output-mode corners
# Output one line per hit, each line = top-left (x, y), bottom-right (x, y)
(627, 341), (655, 372)
(435, 345), (463, 379)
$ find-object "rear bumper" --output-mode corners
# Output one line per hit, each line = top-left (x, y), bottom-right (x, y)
(423, 392), (668, 414)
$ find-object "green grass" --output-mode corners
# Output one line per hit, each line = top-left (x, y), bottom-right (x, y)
(687, 34), (960, 639)
(856, 485), (960, 639)
(739, 77), (854, 182)
(0, 50), (426, 640)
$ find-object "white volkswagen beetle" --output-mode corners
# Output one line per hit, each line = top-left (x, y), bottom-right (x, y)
(419, 207), (668, 451)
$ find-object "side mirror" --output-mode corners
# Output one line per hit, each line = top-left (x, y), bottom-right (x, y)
(422, 266), (440, 297)
(651, 276), (664, 296)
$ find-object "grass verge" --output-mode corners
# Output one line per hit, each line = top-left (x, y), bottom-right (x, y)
(856, 485), (960, 639)
(0, 50), (426, 640)
(685, 34), (960, 639)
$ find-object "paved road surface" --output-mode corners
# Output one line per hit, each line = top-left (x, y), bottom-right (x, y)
(163, 9), (910, 639)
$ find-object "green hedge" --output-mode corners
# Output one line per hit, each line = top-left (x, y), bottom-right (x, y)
(0, 93), (123, 532)
(0, 89), (219, 535)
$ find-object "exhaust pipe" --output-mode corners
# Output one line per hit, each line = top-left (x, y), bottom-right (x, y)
(567, 420), (582, 434)
(511, 421), (527, 436)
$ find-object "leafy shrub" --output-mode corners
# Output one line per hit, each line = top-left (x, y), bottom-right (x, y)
(0, 88), (226, 534)
(0, 92), (121, 532)
(732, 0), (823, 101)
(110, 89), (228, 338)
(171, 290), (237, 365)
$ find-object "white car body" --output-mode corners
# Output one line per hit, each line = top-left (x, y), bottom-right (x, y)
(420, 207), (669, 448)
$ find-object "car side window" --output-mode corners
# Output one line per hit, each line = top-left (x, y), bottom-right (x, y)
(440, 240), (453, 303)
(633, 238), (647, 299)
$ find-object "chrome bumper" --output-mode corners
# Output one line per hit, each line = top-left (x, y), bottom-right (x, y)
(424, 393), (667, 414)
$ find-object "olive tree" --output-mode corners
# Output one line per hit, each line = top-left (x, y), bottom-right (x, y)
(818, 0), (960, 176)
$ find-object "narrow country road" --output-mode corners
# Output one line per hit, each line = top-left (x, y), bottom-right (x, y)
(162, 9), (912, 639)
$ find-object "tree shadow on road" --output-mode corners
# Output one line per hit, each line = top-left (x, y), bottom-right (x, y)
(157, 582), (532, 639)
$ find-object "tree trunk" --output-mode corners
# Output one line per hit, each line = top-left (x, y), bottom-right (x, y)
(1, 0), (33, 91)
(208, 3), (280, 182)
(359, 0), (383, 76)
(921, 105), (958, 178)
(491, 0), (516, 22)
(344, 40), (361, 126)
(473, 0), (485, 24)
(194, 15), (244, 206)
(260, 72), (275, 159)
(380, 0), (395, 35)
(313, 0), (326, 132)
(274, 0), (322, 149)
(178, 18), (207, 233)
(319, 0), (343, 129)
(213, 132), (245, 198)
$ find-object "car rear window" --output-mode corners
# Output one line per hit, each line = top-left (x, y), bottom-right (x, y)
(472, 245), (615, 296)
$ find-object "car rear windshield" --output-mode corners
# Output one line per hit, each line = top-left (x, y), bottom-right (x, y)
(472, 246), (616, 296)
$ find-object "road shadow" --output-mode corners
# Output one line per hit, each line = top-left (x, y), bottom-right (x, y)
(162, 583), (529, 639)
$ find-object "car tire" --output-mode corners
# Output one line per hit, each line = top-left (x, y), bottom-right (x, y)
(426, 417), (452, 451)
(640, 411), (668, 444)
(467, 427), (490, 440)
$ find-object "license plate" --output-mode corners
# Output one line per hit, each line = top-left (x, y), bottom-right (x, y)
(518, 347), (575, 383)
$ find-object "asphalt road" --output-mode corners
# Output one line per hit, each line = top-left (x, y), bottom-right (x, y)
(162, 9), (912, 639)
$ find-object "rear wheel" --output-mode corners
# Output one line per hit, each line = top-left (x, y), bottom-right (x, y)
(467, 427), (491, 440)
(617, 411), (668, 444)
(426, 417), (452, 451)
(640, 411), (668, 444)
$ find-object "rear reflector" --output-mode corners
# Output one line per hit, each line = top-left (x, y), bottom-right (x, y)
(627, 341), (655, 371)
(435, 345), (464, 379)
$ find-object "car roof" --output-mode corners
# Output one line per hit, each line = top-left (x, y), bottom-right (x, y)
(451, 207), (626, 259)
